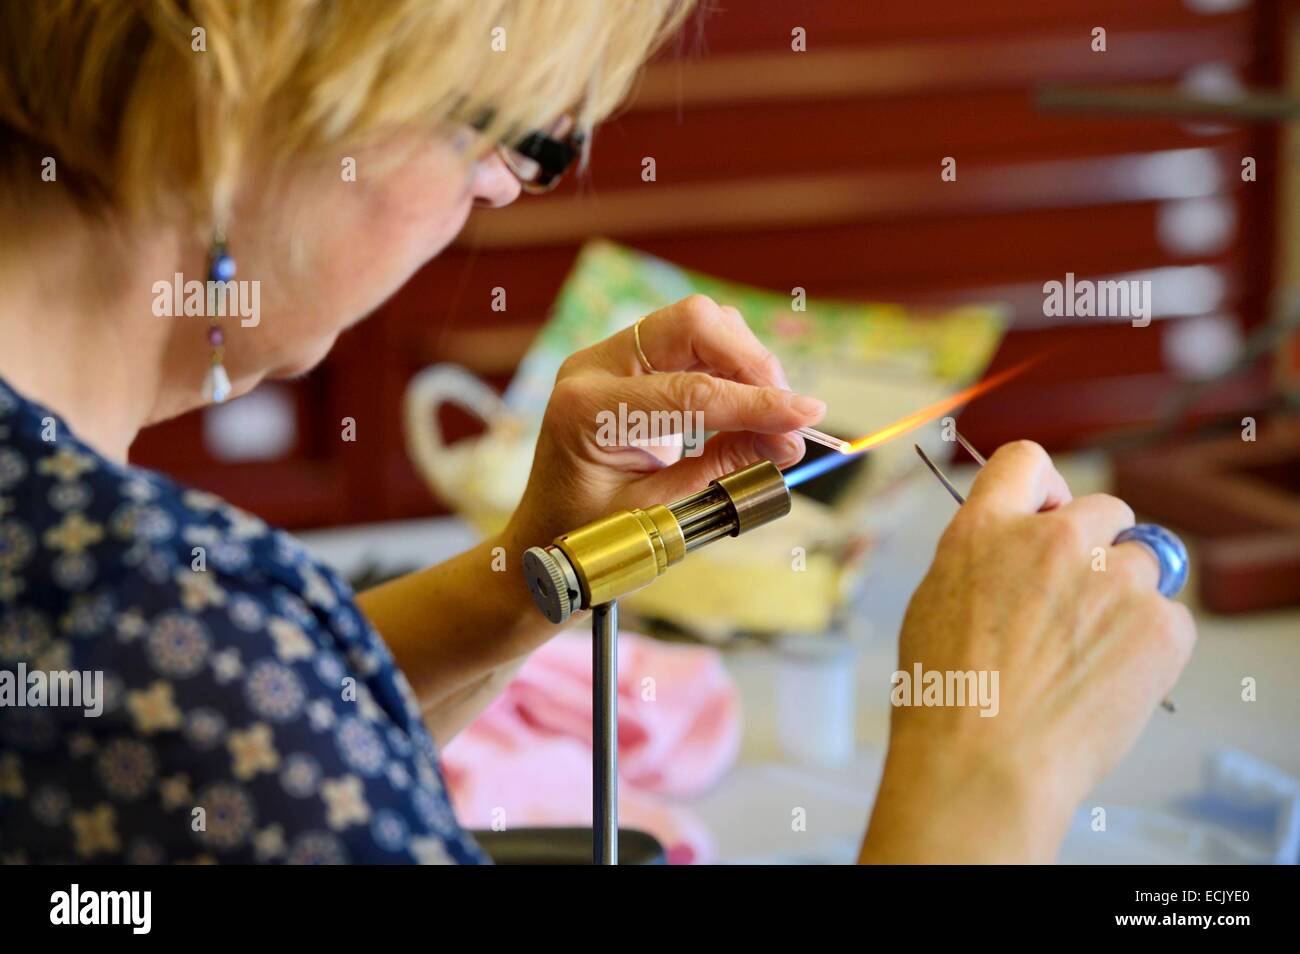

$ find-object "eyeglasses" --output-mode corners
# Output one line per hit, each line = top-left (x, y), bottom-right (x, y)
(494, 112), (584, 194)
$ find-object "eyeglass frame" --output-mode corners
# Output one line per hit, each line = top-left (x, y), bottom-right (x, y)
(468, 108), (584, 194)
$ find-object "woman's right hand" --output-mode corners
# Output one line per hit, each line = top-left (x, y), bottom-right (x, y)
(860, 440), (1196, 863)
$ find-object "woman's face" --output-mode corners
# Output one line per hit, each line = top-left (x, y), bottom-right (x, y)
(213, 128), (521, 397)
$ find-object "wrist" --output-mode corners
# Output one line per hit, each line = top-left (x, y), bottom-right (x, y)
(483, 520), (569, 645)
(861, 733), (1074, 864)
(481, 524), (537, 613)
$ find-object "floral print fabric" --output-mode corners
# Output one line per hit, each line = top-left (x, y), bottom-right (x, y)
(0, 376), (484, 864)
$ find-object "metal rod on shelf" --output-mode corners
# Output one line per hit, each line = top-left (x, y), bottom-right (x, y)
(1036, 84), (1300, 122)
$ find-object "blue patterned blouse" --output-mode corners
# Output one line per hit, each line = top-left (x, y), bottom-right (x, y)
(0, 376), (485, 864)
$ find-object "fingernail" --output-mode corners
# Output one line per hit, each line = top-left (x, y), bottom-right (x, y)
(790, 394), (826, 418)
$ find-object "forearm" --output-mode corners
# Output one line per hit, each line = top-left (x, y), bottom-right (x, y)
(420, 655), (529, 746)
(354, 519), (560, 717)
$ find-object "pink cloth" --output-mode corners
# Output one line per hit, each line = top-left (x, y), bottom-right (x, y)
(442, 632), (741, 863)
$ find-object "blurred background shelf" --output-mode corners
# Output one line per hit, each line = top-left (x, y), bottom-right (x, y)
(130, 0), (1290, 530)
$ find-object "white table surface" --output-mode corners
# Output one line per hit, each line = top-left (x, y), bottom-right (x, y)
(300, 453), (1300, 864)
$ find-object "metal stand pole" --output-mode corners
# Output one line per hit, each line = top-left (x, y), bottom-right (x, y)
(592, 601), (618, 865)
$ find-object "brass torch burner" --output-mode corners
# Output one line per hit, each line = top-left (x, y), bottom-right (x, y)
(522, 459), (792, 625)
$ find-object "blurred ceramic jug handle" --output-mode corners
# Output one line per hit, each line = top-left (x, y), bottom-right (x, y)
(403, 364), (512, 505)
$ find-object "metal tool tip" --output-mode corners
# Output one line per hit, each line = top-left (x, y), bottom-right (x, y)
(954, 430), (987, 466)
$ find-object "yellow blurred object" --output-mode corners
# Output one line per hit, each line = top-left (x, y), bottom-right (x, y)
(622, 496), (849, 639)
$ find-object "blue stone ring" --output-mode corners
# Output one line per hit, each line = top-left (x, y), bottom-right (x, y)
(1113, 524), (1189, 598)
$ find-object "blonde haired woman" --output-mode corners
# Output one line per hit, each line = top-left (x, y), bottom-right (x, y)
(0, 1), (1193, 865)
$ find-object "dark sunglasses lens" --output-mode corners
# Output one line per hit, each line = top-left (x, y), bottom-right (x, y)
(513, 132), (580, 185)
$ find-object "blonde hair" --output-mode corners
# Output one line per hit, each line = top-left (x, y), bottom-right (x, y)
(0, 0), (694, 225)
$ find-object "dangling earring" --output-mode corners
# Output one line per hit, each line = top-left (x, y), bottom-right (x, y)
(202, 233), (236, 404)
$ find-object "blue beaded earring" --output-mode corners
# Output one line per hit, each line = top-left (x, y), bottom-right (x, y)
(203, 234), (236, 404)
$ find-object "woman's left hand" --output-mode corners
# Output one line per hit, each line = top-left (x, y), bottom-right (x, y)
(365, 294), (820, 728)
(503, 294), (825, 549)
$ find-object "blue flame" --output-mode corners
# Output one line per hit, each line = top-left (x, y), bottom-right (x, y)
(783, 449), (863, 488)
